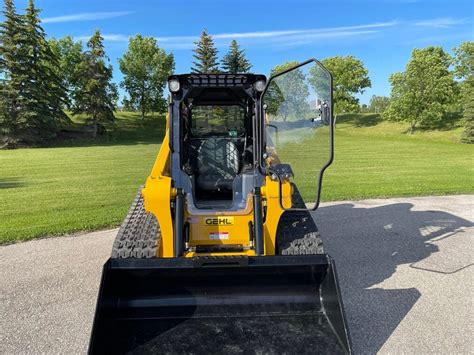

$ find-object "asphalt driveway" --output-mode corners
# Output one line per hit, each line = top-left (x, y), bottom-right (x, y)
(1, 195), (472, 354)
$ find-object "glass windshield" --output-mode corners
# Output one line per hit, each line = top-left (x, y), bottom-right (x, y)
(190, 105), (245, 137)
(263, 60), (332, 208)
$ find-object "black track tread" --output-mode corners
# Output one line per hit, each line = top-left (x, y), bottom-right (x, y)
(111, 186), (160, 259)
(276, 184), (324, 255)
(290, 183), (307, 209)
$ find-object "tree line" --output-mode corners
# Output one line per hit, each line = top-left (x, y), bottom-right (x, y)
(266, 43), (472, 142)
(193, 30), (472, 142)
(1, 0), (472, 146)
(191, 30), (252, 74)
(0, 0), (120, 144)
(0, 1), (253, 146)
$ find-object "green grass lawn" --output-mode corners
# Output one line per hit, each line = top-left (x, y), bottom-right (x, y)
(1, 112), (473, 244)
(286, 114), (473, 201)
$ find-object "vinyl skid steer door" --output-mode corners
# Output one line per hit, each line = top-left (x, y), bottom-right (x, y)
(88, 255), (351, 354)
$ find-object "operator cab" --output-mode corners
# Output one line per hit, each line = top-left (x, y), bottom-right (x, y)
(169, 74), (266, 210)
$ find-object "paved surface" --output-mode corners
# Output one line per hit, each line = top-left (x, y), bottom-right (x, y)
(314, 195), (473, 354)
(1, 195), (473, 354)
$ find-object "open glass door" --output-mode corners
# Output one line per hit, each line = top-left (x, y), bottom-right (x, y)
(262, 59), (333, 210)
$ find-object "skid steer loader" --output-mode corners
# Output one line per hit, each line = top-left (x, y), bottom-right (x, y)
(89, 59), (352, 354)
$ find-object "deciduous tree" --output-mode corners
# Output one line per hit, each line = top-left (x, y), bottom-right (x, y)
(312, 55), (371, 115)
(453, 41), (474, 143)
(369, 95), (390, 113)
(48, 36), (83, 109)
(266, 61), (309, 121)
(384, 46), (456, 132)
(119, 35), (174, 120)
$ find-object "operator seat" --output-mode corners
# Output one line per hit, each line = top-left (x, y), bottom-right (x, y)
(196, 138), (240, 194)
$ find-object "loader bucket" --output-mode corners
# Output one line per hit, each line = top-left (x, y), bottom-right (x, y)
(88, 255), (351, 354)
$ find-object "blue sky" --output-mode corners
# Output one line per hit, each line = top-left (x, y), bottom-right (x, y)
(8, 0), (474, 103)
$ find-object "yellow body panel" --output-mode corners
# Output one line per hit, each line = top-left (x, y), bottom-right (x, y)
(142, 176), (174, 257)
(142, 115), (175, 258)
(261, 177), (292, 255)
(149, 117), (171, 179)
(187, 205), (254, 247)
(142, 114), (295, 258)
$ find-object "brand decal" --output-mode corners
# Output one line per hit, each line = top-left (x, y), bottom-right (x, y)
(204, 217), (234, 226)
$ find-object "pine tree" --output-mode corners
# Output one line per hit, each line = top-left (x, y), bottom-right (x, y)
(19, 0), (68, 140)
(221, 40), (252, 73)
(0, 0), (24, 141)
(72, 30), (117, 138)
(191, 30), (219, 73)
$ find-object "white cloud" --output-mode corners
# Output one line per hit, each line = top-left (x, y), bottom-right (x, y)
(214, 21), (397, 39)
(43, 11), (133, 24)
(72, 21), (396, 48)
(414, 17), (468, 28)
(155, 21), (397, 49)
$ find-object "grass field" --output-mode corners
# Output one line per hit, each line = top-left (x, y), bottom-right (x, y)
(1, 112), (472, 243)
(288, 114), (473, 201)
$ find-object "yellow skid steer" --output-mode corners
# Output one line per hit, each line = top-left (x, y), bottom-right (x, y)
(89, 59), (351, 354)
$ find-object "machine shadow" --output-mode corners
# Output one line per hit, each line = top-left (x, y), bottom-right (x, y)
(0, 177), (27, 189)
(312, 202), (472, 354)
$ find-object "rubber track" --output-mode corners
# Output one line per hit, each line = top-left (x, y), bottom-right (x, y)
(111, 187), (160, 258)
(276, 184), (324, 255)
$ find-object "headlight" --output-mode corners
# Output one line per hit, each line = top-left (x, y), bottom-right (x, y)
(254, 79), (266, 92)
(168, 79), (180, 93)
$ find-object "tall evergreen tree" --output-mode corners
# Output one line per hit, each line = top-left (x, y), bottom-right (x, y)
(20, 0), (68, 140)
(191, 30), (219, 73)
(221, 40), (251, 73)
(72, 30), (118, 138)
(0, 0), (24, 140)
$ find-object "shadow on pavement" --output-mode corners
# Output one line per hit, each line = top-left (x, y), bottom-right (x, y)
(313, 202), (473, 354)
